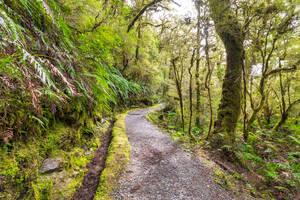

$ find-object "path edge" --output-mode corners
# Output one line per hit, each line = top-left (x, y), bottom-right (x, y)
(145, 103), (163, 123)
(94, 113), (130, 200)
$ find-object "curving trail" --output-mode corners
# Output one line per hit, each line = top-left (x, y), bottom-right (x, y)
(114, 106), (235, 200)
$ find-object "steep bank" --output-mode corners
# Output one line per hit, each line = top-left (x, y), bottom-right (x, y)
(0, 0), (144, 199)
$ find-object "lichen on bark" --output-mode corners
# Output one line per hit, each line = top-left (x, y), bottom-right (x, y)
(208, 0), (244, 147)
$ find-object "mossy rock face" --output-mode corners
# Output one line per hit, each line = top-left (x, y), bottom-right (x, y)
(94, 113), (131, 200)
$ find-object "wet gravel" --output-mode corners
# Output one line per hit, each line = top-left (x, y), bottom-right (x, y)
(114, 107), (235, 200)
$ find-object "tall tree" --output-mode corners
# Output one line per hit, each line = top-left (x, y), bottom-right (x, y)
(203, 20), (214, 138)
(188, 48), (196, 137)
(273, 58), (300, 130)
(194, 0), (202, 127)
(208, 0), (244, 146)
(171, 57), (185, 131)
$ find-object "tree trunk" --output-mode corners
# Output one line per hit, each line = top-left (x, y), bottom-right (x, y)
(263, 95), (272, 125)
(203, 23), (213, 139)
(273, 113), (288, 131)
(195, 1), (201, 127)
(172, 58), (185, 131)
(188, 49), (196, 137)
(208, 0), (244, 145)
(273, 64), (300, 130)
(242, 58), (248, 141)
(122, 52), (129, 74)
(135, 22), (141, 63)
(273, 99), (300, 130)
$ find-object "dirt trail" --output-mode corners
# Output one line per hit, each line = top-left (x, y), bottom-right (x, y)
(114, 107), (235, 200)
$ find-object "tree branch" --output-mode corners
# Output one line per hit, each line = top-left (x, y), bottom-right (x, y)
(127, 0), (163, 33)
(265, 65), (297, 77)
(140, 21), (170, 28)
(265, 58), (299, 77)
(286, 98), (300, 114)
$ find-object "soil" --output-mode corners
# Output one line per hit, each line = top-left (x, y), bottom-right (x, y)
(114, 107), (235, 200)
(72, 121), (114, 200)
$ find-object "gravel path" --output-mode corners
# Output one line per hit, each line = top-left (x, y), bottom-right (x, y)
(114, 107), (235, 200)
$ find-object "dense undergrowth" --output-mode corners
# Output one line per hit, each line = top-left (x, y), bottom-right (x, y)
(0, 0), (144, 143)
(0, 0), (154, 199)
(148, 104), (300, 200)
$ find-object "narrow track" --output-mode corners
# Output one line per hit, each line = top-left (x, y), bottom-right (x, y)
(114, 107), (235, 200)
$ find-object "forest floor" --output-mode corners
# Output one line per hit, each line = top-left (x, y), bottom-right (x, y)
(113, 106), (235, 200)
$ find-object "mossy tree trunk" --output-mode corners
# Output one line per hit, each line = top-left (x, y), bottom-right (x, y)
(135, 21), (141, 63)
(171, 57), (185, 131)
(203, 21), (214, 139)
(188, 49), (196, 137)
(195, 0), (201, 127)
(208, 0), (244, 146)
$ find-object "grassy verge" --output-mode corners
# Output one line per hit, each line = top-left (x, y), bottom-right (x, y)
(145, 103), (163, 122)
(147, 103), (163, 110)
(94, 113), (130, 200)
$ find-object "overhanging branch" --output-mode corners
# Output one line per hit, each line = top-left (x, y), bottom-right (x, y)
(265, 65), (297, 77)
(127, 0), (163, 33)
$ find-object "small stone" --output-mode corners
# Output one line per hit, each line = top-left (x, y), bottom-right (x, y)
(39, 158), (63, 174)
(73, 170), (80, 177)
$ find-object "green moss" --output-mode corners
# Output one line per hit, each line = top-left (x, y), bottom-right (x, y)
(32, 177), (53, 200)
(146, 104), (162, 123)
(40, 123), (68, 156)
(147, 103), (163, 110)
(94, 113), (131, 200)
(0, 156), (19, 179)
(0, 122), (69, 199)
(145, 113), (155, 124)
(145, 104), (162, 123)
(0, 115), (109, 199)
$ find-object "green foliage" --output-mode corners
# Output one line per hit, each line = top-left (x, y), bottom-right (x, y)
(0, 155), (19, 178)
(0, 0), (157, 196)
(32, 178), (53, 200)
(0, 0), (81, 142)
(66, 148), (90, 170)
(0, 0), (149, 144)
(0, 118), (106, 199)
